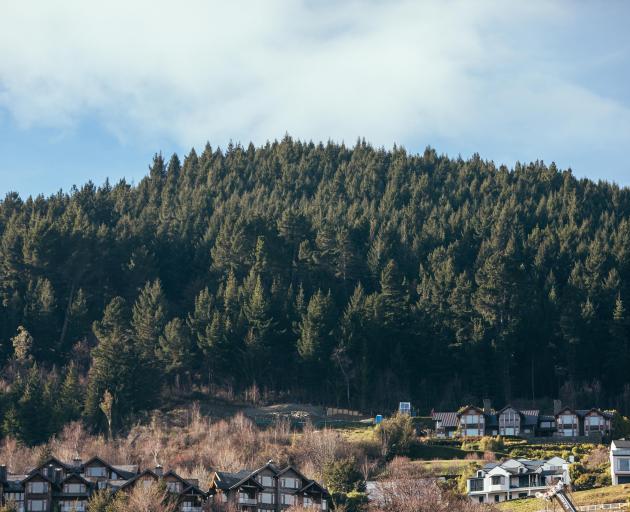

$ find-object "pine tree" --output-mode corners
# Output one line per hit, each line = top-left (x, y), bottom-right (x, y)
(18, 365), (49, 444)
(58, 363), (83, 424)
(158, 318), (193, 384)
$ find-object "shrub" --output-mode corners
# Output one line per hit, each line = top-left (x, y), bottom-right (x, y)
(323, 457), (365, 494)
(375, 414), (416, 458)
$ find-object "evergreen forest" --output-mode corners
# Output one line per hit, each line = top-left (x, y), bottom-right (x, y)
(2, 137), (630, 443)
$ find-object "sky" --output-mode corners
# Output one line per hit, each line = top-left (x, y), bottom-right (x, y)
(1, 0), (630, 197)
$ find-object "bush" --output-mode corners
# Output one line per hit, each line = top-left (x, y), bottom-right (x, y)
(323, 457), (365, 494)
(375, 414), (416, 458)
(478, 436), (504, 453)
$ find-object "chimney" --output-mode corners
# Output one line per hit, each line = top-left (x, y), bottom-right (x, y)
(483, 399), (492, 413)
(73, 457), (82, 470)
(553, 400), (562, 416)
(155, 464), (163, 477)
(0, 465), (7, 482)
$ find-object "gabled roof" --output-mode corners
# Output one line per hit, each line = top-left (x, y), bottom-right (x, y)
(211, 470), (264, 491)
(298, 479), (330, 497)
(579, 408), (614, 419)
(248, 461), (282, 479)
(22, 470), (58, 487)
(276, 465), (309, 481)
(118, 468), (160, 490)
(61, 472), (92, 486)
(555, 407), (578, 417)
(162, 469), (206, 496)
(497, 405), (521, 415)
(81, 456), (138, 479)
(457, 405), (484, 417)
(29, 456), (72, 475)
(432, 412), (458, 427)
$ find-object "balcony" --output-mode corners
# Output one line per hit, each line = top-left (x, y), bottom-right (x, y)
(238, 496), (257, 506)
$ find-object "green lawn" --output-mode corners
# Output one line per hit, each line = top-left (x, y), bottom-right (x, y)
(497, 484), (630, 511)
(411, 459), (471, 475)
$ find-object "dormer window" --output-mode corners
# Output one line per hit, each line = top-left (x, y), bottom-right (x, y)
(86, 466), (107, 478)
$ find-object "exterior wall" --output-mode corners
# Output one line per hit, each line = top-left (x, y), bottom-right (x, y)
(610, 444), (630, 485)
(24, 475), (52, 512)
(555, 412), (579, 437)
(584, 412), (610, 436)
(459, 408), (485, 437)
(467, 459), (569, 503)
(498, 408), (521, 436)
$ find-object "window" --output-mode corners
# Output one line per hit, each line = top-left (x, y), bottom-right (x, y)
(281, 477), (300, 489)
(304, 497), (313, 506)
(63, 483), (86, 493)
(617, 458), (630, 472)
(27, 500), (47, 511)
(27, 482), (48, 494)
(281, 494), (295, 505)
(166, 481), (182, 493)
(469, 479), (484, 492)
(491, 476), (503, 486)
(321, 499), (327, 510)
(494, 495), (500, 503)
(86, 466), (107, 478)
(259, 492), (274, 504)
(60, 501), (87, 511)
(260, 475), (274, 487)
(142, 478), (154, 488)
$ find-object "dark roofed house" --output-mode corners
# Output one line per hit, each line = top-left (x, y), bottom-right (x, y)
(0, 456), (207, 512)
(209, 462), (330, 511)
(431, 402), (612, 439)
(431, 411), (459, 438)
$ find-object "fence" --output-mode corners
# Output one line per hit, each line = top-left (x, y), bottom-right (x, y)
(326, 407), (363, 417)
(536, 503), (628, 512)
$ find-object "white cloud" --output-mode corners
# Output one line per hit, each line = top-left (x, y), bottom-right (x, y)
(1, 0), (629, 178)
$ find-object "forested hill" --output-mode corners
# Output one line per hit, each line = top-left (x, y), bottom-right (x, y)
(2, 137), (630, 442)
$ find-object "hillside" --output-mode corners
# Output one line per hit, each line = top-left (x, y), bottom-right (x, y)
(2, 138), (630, 442)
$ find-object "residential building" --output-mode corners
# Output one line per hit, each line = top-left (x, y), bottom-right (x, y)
(209, 461), (330, 511)
(0, 456), (206, 512)
(432, 401), (612, 439)
(466, 457), (570, 504)
(610, 439), (630, 485)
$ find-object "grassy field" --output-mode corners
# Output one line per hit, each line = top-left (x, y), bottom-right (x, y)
(497, 484), (630, 511)
(411, 459), (472, 475)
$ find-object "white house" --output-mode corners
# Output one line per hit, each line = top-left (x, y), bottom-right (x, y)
(467, 457), (570, 504)
(610, 440), (630, 485)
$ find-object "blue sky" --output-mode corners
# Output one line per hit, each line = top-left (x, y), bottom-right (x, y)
(1, 0), (630, 197)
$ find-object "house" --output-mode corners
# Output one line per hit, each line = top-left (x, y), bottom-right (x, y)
(431, 411), (458, 438)
(431, 402), (613, 439)
(466, 457), (570, 504)
(0, 456), (207, 512)
(118, 466), (207, 511)
(457, 406), (486, 437)
(554, 408), (612, 438)
(208, 462), (330, 511)
(610, 439), (630, 485)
